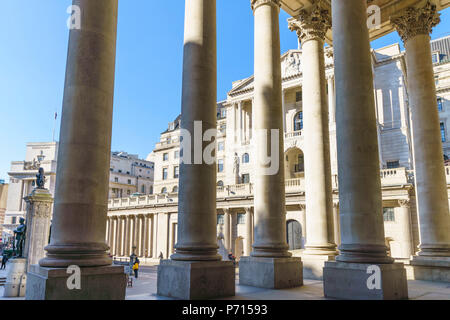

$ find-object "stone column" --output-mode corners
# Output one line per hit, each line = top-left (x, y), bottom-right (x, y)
(323, 0), (407, 300)
(392, 2), (450, 282)
(332, 202), (340, 246)
(26, 0), (126, 300)
(224, 209), (231, 253)
(239, 0), (302, 290)
(244, 207), (253, 256)
(327, 76), (336, 123)
(124, 216), (131, 256)
(397, 200), (413, 259)
(23, 189), (53, 271)
(299, 204), (307, 248)
(288, 3), (338, 279)
(157, 0), (234, 300)
(238, 102), (243, 144)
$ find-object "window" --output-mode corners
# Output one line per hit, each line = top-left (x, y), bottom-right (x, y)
(141, 185), (146, 193)
(163, 168), (168, 180)
(172, 186), (178, 193)
(219, 124), (226, 133)
(295, 154), (304, 173)
(441, 122), (446, 142)
(127, 190), (131, 196)
(217, 214), (224, 225)
(386, 161), (400, 169)
(163, 153), (169, 161)
(237, 213), (246, 224)
(149, 186), (153, 195)
(221, 109), (227, 118)
(217, 180), (224, 187)
(174, 150), (179, 159)
(218, 159), (224, 172)
(218, 142), (225, 151)
(438, 98), (443, 112)
(12, 217), (17, 224)
(242, 153), (250, 164)
(294, 112), (303, 131)
(383, 208), (395, 222)
(110, 168), (113, 172)
(127, 179), (132, 185)
(118, 170), (122, 173)
(296, 91), (302, 102)
(174, 166), (179, 179)
(432, 52), (440, 64)
(242, 174), (250, 184)
(161, 187), (167, 194)
(114, 177), (119, 183)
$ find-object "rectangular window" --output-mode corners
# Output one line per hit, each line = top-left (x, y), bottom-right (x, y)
(218, 142), (225, 151)
(163, 153), (169, 161)
(128, 179), (132, 185)
(237, 213), (245, 224)
(242, 174), (250, 184)
(174, 150), (179, 159)
(441, 122), (446, 142)
(296, 91), (302, 102)
(127, 190), (131, 196)
(217, 214), (224, 225)
(163, 168), (168, 180)
(383, 207), (395, 222)
(218, 159), (224, 172)
(12, 217), (17, 224)
(386, 161), (400, 169)
(141, 185), (145, 193)
(174, 166), (179, 179)
(221, 109), (227, 118)
(114, 177), (119, 183)
(438, 98), (443, 112)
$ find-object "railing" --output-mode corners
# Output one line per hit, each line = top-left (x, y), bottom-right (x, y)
(379, 168), (408, 185)
(285, 131), (303, 139)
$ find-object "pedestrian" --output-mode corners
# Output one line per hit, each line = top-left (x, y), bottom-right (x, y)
(132, 257), (140, 279)
(158, 252), (164, 260)
(228, 252), (236, 267)
(1, 252), (8, 270)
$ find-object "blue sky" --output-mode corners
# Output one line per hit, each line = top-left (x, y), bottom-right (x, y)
(0, 1), (449, 181)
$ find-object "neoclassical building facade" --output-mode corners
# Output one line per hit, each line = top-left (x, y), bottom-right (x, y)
(26, 0), (450, 300)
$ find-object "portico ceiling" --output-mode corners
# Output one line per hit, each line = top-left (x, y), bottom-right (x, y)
(280, 0), (450, 44)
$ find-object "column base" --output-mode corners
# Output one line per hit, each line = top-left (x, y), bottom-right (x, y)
(323, 261), (408, 300)
(406, 256), (450, 282)
(301, 253), (336, 280)
(239, 256), (303, 289)
(25, 264), (126, 300)
(157, 260), (235, 300)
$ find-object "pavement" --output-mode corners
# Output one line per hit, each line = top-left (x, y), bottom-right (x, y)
(0, 264), (449, 300)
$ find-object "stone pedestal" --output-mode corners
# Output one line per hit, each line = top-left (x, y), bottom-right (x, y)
(157, 260), (235, 300)
(3, 258), (27, 297)
(239, 257), (303, 289)
(25, 264), (126, 300)
(323, 261), (408, 300)
(301, 254), (335, 280)
(409, 256), (450, 282)
(24, 188), (53, 271)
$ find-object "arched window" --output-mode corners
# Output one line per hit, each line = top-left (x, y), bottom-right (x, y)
(294, 111), (303, 131)
(161, 187), (167, 194)
(217, 180), (224, 187)
(172, 186), (178, 193)
(242, 153), (250, 164)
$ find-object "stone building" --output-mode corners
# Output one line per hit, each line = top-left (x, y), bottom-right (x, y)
(0, 182), (8, 244)
(26, 0), (450, 300)
(2, 142), (154, 242)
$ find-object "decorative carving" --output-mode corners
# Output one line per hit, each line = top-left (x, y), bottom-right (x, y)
(288, 0), (331, 43)
(24, 158), (40, 171)
(398, 199), (410, 208)
(282, 52), (302, 77)
(251, 0), (280, 12)
(391, 1), (440, 43)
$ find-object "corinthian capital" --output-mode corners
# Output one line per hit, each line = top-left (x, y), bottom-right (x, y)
(288, 0), (331, 43)
(251, 0), (281, 12)
(391, 1), (440, 43)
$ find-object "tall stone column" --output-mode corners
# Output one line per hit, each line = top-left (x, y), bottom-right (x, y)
(332, 202), (340, 246)
(244, 207), (253, 256)
(299, 204), (307, 248)
(239, 0), (302, 290)
(223, 209), (231, 253)
(397, 200), (413, 259)
(157, 0), (234, 300)
(26, 0), (126, 300)
(288, 1), (337, 280)
(323, 0), (407, 300)
(327, 76), (336, 123)
(392, 2), (450, 282)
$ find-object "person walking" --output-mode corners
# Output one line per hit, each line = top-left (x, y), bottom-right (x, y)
(132, 257), (140, 279)
(1, 252), (8, 270)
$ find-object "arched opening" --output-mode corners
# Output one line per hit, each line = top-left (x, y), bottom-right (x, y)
(242, 153), (250, 164)
(161, 187), (167, 194)
(172, 186), (178, 193)
(284, 147), (305, 179)
(286, 220), (302, 250)
(293, 111), (303, 131)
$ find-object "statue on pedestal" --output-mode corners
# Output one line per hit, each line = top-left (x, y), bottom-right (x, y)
(233, 153), (240, 184)
(35, 167), (46, 189)
(13, 218), (26, 258)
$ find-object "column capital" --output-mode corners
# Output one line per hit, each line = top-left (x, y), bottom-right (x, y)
(299, 204), (306, 210)
(398, 199), (410, 208)
(391, 1), (440, 43)
(288, 1), (331, 43)
(251, 0), (280, 12)
(244, 207), (253, 214)
(333, 202), (339, 209)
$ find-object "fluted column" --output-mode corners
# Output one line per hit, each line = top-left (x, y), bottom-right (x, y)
(392, 2), (450, 259)
(332, 0), (391, 264)
(245, 207), (253, 256)
(288, 1), (337, 257)
(251, 0), (290, 259)
(170, 0), (220, 262)
(40, 0), (118, 268)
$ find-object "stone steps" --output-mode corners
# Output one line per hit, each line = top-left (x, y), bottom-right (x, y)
(0, 277), (6, 286)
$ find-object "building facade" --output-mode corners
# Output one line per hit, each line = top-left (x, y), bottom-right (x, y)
(107, 35), (450, 269)
(0, 182), (8, 244)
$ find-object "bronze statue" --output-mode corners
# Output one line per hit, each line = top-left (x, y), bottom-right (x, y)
(13, 217), (26, 258)
(36, 167), (45, 189)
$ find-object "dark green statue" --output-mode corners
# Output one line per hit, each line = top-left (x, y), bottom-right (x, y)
(13, 217), (26, 258)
